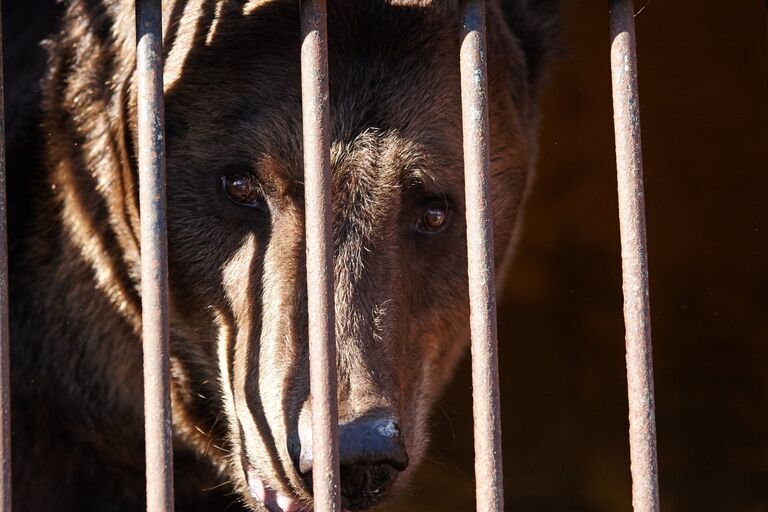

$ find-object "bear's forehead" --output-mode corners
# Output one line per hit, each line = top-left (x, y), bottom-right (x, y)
(164, 0), (465, 186)
(164, 0), (462, 122)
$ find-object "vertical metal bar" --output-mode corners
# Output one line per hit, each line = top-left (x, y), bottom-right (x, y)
(0, 5), (11, 511)
(300, 2), (340, 512)
(136, 1), (174, 511)
(459, 2), (504, 511)
(609, 2), (660, 511)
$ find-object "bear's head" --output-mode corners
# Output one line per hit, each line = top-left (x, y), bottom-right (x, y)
(44, 0), (559, 510)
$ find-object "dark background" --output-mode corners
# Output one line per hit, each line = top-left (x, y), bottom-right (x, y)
(389, 1), (768, 510)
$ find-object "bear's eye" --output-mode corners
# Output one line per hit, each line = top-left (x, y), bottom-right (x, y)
(221, 174), (262, 208)
(416, 199), (450, 234)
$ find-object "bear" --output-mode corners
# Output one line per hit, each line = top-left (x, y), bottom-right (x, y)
(3, 0), (560, 510)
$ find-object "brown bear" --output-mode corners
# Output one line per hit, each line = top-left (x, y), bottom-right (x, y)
(3, 0), (560, 510)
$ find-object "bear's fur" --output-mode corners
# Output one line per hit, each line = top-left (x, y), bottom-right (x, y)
(3, 0), (559, 510)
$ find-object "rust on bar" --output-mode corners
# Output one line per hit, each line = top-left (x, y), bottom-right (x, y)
(609, 1), (660, 511)
(459, 1), (504, 511)
(136, 1), (174, 511)
(300, 1), (341, 511)
(0, 6), (11, 511)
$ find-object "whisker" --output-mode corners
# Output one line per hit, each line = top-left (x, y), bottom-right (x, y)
(202, 479), (233, 492)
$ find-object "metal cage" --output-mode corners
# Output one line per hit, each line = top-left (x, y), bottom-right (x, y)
(0, 1), (660, 510)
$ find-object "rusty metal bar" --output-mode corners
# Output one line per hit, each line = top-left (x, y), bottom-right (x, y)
(459, 1), (504, 511)
(136, 1), (174, 511)
(0, 6), (11, 511)
(609, 1), (660, 511)
(300, 1), (341, 511)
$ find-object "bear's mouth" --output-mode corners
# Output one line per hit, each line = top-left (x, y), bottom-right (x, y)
(246, 466), (358, 512)
(246, 466), (312, 512)
(246, 465), (381, 512)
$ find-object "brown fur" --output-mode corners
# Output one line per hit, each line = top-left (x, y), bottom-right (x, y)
(4, 0), (559, 510)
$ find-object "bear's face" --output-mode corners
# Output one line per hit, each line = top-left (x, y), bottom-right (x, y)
(138, 1), (533, 510)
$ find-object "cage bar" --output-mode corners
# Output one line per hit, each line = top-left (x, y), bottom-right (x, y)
(0, 6), (11, 511)
(136, 1), (174, 511)
(459, 1), (505, 511)
(299, 1), (341, 511)
(608, 1), (660, 511)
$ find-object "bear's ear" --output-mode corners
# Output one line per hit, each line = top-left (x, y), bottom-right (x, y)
(499, 0), (564, 88)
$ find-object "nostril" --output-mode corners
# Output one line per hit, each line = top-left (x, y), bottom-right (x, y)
(338, 417), (408, 471)
(295, 426), (313, 475)
(337, 417), (407, 510)
(297, 416), (409, 475)
(298, 443), (313, 475)
(295, 415), (408, 510)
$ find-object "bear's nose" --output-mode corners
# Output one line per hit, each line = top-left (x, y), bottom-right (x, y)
(297, 415), (408, 510)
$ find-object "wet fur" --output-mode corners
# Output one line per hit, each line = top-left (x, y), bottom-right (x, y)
(3, 0), (559, 510)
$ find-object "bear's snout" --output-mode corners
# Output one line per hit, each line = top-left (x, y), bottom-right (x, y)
(293, 413), (409, 510)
